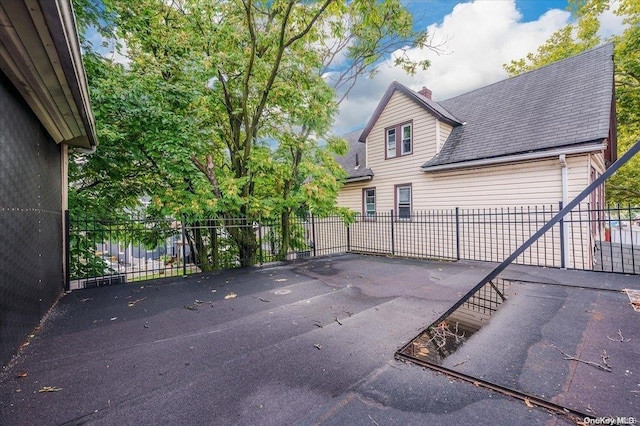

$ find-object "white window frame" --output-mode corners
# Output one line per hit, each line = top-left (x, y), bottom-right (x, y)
(401, 123), (412, 155)
(396, 184), (412, 220)
(363, 188), (376, 218)
(386, 128), (396, 159)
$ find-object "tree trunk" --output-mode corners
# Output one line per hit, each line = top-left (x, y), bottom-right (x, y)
(277, 209), (291, 261)
(191, 221), (215, 272)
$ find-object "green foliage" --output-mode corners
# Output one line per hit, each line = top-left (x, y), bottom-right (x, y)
(72, 0), (430, 265)
(504, 0), (640, 204)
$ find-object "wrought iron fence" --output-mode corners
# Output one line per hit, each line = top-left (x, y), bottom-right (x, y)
(66, 213), (347, 290)
(66, 204), (639, 290)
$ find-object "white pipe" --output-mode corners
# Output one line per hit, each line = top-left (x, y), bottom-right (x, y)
(559, 154), (569, 268)
(559, 154), (568, 204)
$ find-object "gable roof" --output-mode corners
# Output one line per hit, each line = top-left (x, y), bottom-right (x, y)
(358, 81), (462, 143)
(422, 43), (614, 170)
(336, 129), (373, 182)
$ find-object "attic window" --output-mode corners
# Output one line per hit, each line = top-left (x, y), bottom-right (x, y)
(386, 121), (412, 159)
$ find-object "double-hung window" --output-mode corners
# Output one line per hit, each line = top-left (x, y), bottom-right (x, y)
(385, 121), (412, 158)
(363, 188), (376, 218)
(396, 184), (412, 220)
(401, 123), (412, 155)
(386, 128), (396, 158)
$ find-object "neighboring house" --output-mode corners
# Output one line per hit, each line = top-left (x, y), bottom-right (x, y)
(0, 0), (97, 365)
(334, 44), (616, 267)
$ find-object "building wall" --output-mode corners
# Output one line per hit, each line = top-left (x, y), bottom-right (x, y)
(335, 90), (609, 270)
(0, 73), (64, 366)
(339, 152), (597, 212)
(340, 89), (603, 212)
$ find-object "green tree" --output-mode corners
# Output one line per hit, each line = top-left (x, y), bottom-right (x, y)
(505, 0), (640, 205)
(72, 0), (433, 266)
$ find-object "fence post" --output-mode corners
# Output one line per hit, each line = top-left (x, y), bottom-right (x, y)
(181, 215), (187, 276)
(258, 216), (264, 265)
(455, 207), (461, 261)
(311, 213), (317, 257)
(390, 209), (395, 256)
(559, 201), (566, 269)
(346, 223), (351, 252)
(64, 210), (71, 291)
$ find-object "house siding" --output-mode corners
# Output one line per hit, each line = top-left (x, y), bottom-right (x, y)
(334, 140), (603, 270)
(0, 73), (64, 366)
(341, 151), (596, 214)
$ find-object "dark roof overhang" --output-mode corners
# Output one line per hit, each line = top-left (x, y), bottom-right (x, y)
(0, 0), (97, 149)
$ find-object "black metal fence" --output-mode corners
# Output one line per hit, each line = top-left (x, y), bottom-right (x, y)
(342, 204), (639, 274)
(66, 203), (640, 290)
(66, 213), (348, 290)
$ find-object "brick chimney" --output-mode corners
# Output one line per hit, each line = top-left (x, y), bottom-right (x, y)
(418, 86), (432, 99)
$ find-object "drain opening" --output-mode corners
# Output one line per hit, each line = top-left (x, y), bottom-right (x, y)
(399, 278), (512, 364)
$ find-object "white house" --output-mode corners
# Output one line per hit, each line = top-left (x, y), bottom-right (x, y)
(333, 44), (616, 268)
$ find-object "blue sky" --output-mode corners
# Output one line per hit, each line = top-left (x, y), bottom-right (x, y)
(409, 0), (568, 28)
(334, 0), (624, 133)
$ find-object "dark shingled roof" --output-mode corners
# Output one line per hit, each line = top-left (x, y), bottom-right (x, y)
(336, 129), (373, 181)
(423, 43), (614, 169)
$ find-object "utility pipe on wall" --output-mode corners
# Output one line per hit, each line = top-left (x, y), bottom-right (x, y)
(559, 154), (569, 268)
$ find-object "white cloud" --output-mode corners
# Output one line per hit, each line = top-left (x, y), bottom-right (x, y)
(83, 26), (130, 66)
(598, 0), (627, 39)
(332, 0), (571, 134)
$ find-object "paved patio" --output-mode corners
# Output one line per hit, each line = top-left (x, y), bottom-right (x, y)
(0, 254), (638, 425)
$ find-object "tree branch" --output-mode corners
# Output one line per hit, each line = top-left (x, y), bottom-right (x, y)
(191, 154), (223, 199)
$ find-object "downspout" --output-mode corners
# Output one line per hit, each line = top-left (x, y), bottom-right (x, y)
(559, 154), (569, 268)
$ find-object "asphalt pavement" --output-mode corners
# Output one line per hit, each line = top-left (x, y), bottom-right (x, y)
(1, 253), (638, 425)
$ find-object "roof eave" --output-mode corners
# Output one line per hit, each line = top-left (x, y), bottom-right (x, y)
(421, 142), (608, 172)
(344, 175), (373, 183)
(0, 0), (97, 149)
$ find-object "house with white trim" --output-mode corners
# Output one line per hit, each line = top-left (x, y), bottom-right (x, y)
(333, 44), (616, 267)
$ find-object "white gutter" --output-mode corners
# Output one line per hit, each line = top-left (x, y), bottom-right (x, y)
(344, 176), (373, 183)
(422, 143), (607, 172)
(559, 154), (569, 268)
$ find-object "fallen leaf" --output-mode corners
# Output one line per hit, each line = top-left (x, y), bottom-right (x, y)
(224, 292), (237, 300)
(274, 278), (287, 282)
(524, 398), (534, 408)
(314, 344), (322, 350)
(16, 372), (27, 378)
(211, 289), (217, 293)
(128, 297), (147, 307)
(39, 386), (62, 393)
(110, 317), (117, 321)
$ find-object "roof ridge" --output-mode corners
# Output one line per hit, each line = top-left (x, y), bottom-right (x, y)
(441, 42), (614, 103)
